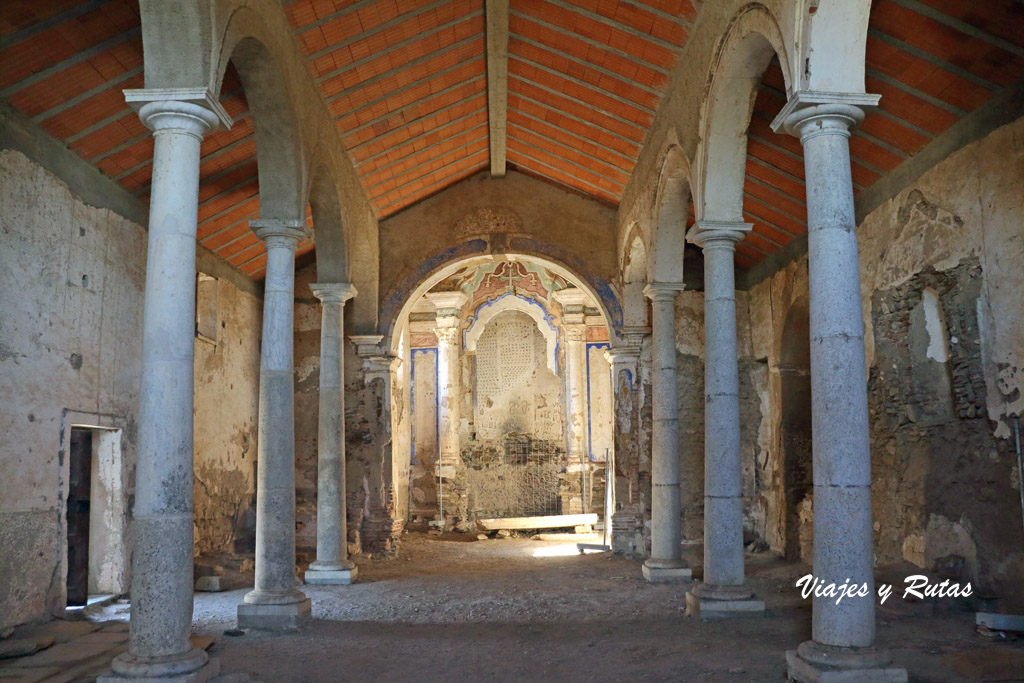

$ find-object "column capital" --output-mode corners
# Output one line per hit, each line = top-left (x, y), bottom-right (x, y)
(770, 90), (880, 139)
(644, 282), (685, 302)
(551, 286), (592, 314)
(620, 326), (651, 348)
(363, 354), (398, 384)
(563, 321), (586, 342)
(250, 218), (310, 247)
(349, 334), (384, 357)
(125, 88), (232, 135)
(605, 345), (641, 363)
(425, 291), (468, 316)
(435, 324), (461, 345)
(687, 221), (751, 249)
(310, 282), (356, 304)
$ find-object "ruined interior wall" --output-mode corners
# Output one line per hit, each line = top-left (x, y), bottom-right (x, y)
(192, 277), (261, 557)
(472, 311), (562, 442)
(409, 347), (438, 516)
(293, 264), (320, 551)
(0, 149), (144, 629)
(673, 290), (767, 546)
(747, 116), (1024, 605)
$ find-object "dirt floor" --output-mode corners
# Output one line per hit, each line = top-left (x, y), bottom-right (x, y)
(4, 532), (1023, 682)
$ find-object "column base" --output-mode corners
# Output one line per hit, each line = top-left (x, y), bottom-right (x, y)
(99, 649), (219, 682)
(304, 566), (358, 585)
(237, 597), (311, 630)
(786, 642), (907, 682)
(686, 583), (765, 618)
(642, 559), (692, 583)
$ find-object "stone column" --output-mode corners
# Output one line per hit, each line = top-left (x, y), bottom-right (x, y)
(425, 292), (468, 527)
(605, 339), (643, 554)
(104, 90), (228, 683)
(305, 283), (358, 585)
(237, 220), (311, 630)
(642, 283), (691, 582)
(774, 93), (905, 682)
(552, 288), (592, 517)
(685, 222), (764, 617)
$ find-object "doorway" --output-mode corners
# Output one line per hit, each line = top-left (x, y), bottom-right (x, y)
(66, 428), (92, 606)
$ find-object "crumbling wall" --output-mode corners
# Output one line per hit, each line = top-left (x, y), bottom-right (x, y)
(0, 149), (144, 629)
(747, 116), (1024, 606)
(192, 277), (261, 557)
(293, 264), (321, 552)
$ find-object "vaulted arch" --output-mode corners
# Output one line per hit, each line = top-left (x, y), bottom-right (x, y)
(696, 4), (791, 224)
(651, 145), (692, 284)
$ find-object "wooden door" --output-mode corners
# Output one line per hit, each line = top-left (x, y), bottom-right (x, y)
(66, 429), (92, 606)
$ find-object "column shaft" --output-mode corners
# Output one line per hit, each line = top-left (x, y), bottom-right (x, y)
(436, 326), (461, 465)
(778, 96), (904, 680)
(684, 222), (764, 616)
(109, 98), (221, 680)
(239, 222), (310, 629)
(801, 109), (875, 649)
(643, 284), (686, 577)
(306, 284), (357, 584)
(702, 241), (744, 587)
(564, 331), (588, 462)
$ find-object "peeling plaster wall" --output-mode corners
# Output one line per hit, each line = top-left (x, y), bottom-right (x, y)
(673, 290), (767, 546)
(294, 259), (402, 555)
(748, 117), (1024, 606)
(0, 148), (263, 628)
(293, 265), (321, 552)
(0, 150), (145, 629)
(192, 278), (261, 557)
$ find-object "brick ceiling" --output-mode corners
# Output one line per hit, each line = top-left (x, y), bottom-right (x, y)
(1, 0), (1022, 276)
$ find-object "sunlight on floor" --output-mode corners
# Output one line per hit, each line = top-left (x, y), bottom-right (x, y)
(531, 543), (604, 557)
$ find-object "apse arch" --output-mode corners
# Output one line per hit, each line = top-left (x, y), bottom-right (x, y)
(651, 145), (692, 284)
(696, 3), (792, 223)
(383, 249), (620, 356)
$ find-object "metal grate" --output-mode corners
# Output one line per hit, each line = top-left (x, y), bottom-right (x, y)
(465, 436), (564, 519)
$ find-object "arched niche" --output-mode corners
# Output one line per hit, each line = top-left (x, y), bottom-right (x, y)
(697, 4), (791, 223)
(464, 293), (558, 375)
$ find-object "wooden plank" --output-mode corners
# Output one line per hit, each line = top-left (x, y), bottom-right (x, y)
(476, 513), (598, 530)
